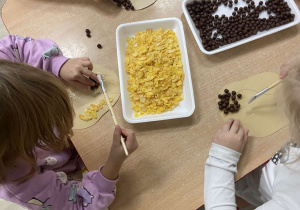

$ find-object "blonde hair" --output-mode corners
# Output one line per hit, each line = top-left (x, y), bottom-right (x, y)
(280, 68), (300, 146)
(0, 59), (74, 183)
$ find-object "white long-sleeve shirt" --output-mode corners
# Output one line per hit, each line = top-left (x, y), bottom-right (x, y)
(204, 143), (300, 210)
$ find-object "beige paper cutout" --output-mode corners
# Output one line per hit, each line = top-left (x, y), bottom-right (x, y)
(67, 65), (120, 129)
(130, 0), (157, 10)
(111, 0), (157, 10)
(219, 72), (288, 137)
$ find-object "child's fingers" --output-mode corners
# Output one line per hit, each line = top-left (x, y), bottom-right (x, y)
(222, 118), (234, 131)
(121, 128), (135, 138)
(69, 80), (88, 91)
(279, 70), (288, 79)
(243, 129), (249, 143)
(81, 68), (98, 83)
(81, 57), (91, 61)
(76, 73), (94, 86)
(237, 126), (244, 138)
(279, 66), (290, 79)
(230, 119), (240, 133)
(81, 59), (93, 70)
(113, 125), (122, 143)
(121, 129), (137, 147)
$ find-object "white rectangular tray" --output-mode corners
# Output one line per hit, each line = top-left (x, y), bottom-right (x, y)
(116, 18), (195, 123)
(182, 0), (300, 54)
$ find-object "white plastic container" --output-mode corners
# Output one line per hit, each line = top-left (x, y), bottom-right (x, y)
(116, 18), (195, 123)
(182, 0), (300, 54)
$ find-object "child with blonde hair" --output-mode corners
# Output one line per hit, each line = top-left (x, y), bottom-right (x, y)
(0, 35), (138, 209)
(204, 55), (300, 210)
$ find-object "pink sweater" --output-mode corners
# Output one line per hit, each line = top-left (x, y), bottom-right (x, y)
(0, 35), (117, 210)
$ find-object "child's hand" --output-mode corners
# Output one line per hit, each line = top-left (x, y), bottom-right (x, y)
(213, 119), (248, 153)
(59, 58), (98, 90)
(101, 125), (138, 180)
(109, 125), (138, 163)
(280, 54), (300, 79)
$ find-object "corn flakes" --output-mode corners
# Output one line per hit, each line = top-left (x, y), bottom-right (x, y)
(125, 28), (184, 117)
(78, 97), (114, 122)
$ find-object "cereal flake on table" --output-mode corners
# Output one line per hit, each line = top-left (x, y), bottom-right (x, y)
(125, 28), (184, 117)
(79, 97), (114, 122)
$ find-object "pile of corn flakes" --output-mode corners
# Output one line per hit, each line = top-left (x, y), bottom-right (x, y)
(125, 28), (184, 117)
(79, 98), (113, 122)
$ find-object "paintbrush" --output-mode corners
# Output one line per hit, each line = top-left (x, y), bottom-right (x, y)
(248, 79), (281, 104)
(97, 74), (129, 156)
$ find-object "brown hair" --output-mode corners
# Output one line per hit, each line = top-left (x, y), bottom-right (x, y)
(280, 68), (300, 146)
(0, 59), (74, 183)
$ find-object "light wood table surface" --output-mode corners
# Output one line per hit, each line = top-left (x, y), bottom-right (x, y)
(2, 0), (300, 209)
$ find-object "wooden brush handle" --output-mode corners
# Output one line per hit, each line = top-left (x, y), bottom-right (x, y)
(104, 92), (129, 156)
(268, 80), (281, 89)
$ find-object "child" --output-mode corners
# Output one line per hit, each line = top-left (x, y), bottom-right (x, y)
(0, 35), (138, 209)
(0, 35), (98, 90)
(204, 55), (300, 209)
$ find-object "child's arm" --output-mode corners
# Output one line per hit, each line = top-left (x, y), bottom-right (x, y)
(101, 125), (138, 180)
(2, 126), (138, 209)
(204, 119), (248, 210)
(0, 35), (98, 90)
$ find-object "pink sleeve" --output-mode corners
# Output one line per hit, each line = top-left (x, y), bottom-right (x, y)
(2, 165), (117, 210)
(0, 35), (69, 76)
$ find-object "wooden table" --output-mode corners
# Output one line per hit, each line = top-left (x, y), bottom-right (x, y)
(2, 0), (299, 209)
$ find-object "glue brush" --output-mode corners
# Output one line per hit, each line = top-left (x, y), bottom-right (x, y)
(248, 79), (281, 104)
(96, 74), (129, 156)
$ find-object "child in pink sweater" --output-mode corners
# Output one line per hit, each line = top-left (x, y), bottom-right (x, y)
(0, 35), (138, 210)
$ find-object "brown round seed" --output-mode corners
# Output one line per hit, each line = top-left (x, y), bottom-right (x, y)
(237, 93), (242, 98)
